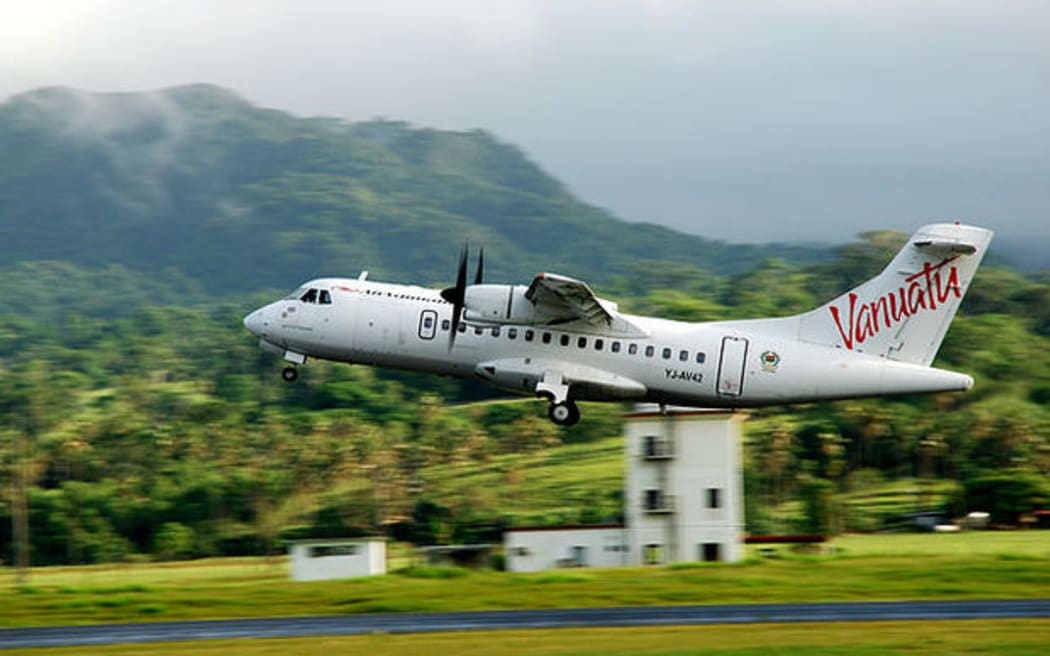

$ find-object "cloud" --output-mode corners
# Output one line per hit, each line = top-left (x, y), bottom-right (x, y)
(2, 1), (1048, 243)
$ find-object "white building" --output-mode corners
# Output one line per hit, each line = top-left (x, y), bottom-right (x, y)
(505, 525), (628, 572)
(504, 406), (744, 571)
(288, 538), (386, 581)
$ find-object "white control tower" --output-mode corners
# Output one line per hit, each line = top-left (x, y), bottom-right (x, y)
(623, 406), (745, 564)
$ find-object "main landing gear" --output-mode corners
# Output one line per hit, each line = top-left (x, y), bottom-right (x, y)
(281, 366), (298, 382)
(536, 370), (579, 426)
(547, 400), (580, 427)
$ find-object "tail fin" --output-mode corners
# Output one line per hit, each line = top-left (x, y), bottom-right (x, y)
(797, 223), (993, 365)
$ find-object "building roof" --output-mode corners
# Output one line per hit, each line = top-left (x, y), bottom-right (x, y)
(506, 524), (626, 533)
(624, 404), (740, 419)
(286, 537), (386, 545)
(417, 544), (495, 553)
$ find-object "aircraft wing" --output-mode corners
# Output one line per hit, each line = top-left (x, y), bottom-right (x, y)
(475, 357), (647, 401)
(525, 272), (616, 327)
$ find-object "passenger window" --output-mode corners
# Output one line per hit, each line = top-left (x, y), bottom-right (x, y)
(696, 352), (706, 364)
(492, 327), (500, 337)
(300, 288), (318, 303)
(628, 344), (638, 355)
(577, 337), (587, 348)
(525, 330), (535, 342)
(424, 316), (434, 329)
(508, 328), (518, 340)
(442, 319), (450, 331)
(459, 323), (467, 333)
(475, 327), (484, 336)
(611, 341), (620, 353)
(560, 334), (569, 347)
(319, 290), (332, 304)
(662, 348), (672, 360)
(645, 345), (654, 358)
(679, 350), (688, 362)
(595, 339), (604, 351)
(542, 332), (552, 344)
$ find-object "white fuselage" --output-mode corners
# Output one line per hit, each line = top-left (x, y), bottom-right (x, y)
(243, 276), (973, 409)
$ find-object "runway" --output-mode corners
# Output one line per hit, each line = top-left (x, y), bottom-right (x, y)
(2, 599), (1049, 649)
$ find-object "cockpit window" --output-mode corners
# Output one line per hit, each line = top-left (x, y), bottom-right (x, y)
(286, 286), (307, 300)
(319, 290), (332, 305)
(300, 288), (319, 303)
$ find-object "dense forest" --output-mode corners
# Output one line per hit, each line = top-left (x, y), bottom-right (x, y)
(1, 87), (1047, 566)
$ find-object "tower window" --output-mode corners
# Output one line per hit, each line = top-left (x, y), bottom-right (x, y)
(706, 487), (722, 509)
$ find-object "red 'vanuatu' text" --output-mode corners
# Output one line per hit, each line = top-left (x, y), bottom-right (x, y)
(829, 256), (962, 350)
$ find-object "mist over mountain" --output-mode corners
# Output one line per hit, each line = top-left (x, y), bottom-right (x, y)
(0, 85), (832, 296)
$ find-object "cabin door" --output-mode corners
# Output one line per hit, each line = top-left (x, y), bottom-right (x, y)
(717, 336), (748, 397)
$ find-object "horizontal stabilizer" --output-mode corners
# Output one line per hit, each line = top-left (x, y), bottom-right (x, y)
(913, 238), (978, 256)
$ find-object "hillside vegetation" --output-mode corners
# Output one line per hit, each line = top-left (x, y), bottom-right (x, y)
(0, 87), (1048, 567)
(0, 85), (823, 294)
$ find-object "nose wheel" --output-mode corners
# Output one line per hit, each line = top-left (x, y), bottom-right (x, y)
(547, 401), (580, 427)
(281, 366), (299, 383)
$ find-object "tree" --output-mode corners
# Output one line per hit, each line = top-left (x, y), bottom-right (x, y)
(960, 471), (1049, 525)
(0, 361), (76, 584)
(799, 476), (838, 536)
(751, 419), (797, 533)
(152, 522), (196, 561)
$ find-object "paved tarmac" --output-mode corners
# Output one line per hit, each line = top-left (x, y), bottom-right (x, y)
(2, 600), (1049, 649)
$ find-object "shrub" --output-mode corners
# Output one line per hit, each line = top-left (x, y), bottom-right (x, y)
(151, 522), (196, 561)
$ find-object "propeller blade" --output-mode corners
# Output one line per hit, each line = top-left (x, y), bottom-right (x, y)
(441, 245), (469, 350)
(448, 303), (463, 350)
(440, 245), (468, 305)
(475, 248), (484, 286)
(457, 244), (468, 295)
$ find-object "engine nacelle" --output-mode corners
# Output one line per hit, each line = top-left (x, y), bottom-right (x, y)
(463, 284), (570, 324)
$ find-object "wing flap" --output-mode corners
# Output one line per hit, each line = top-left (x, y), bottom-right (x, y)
(525, 272), (615, 327)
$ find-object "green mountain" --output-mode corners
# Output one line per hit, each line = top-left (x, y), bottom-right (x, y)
(0, 85), (825, 296)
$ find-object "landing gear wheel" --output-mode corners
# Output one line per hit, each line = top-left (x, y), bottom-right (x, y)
(281, 366), (299, 383)
(548, 401), (580, 427)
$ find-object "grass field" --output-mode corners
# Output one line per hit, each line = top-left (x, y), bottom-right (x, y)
(2, 533), (1048, 629)
(4, 621), (1050, 656)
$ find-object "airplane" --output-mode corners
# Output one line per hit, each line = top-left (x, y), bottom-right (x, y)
(243, 222), (992, 426)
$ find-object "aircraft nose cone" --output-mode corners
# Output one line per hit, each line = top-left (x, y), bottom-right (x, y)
(243, 309), (265, 336)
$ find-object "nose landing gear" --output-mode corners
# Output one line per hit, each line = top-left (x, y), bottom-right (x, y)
(281, 366), (299, 382)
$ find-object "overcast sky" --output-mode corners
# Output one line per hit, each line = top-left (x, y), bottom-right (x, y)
(2, 1), (1048, 244)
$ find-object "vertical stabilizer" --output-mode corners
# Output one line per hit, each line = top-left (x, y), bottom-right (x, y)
(797, 223), (993, 365)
